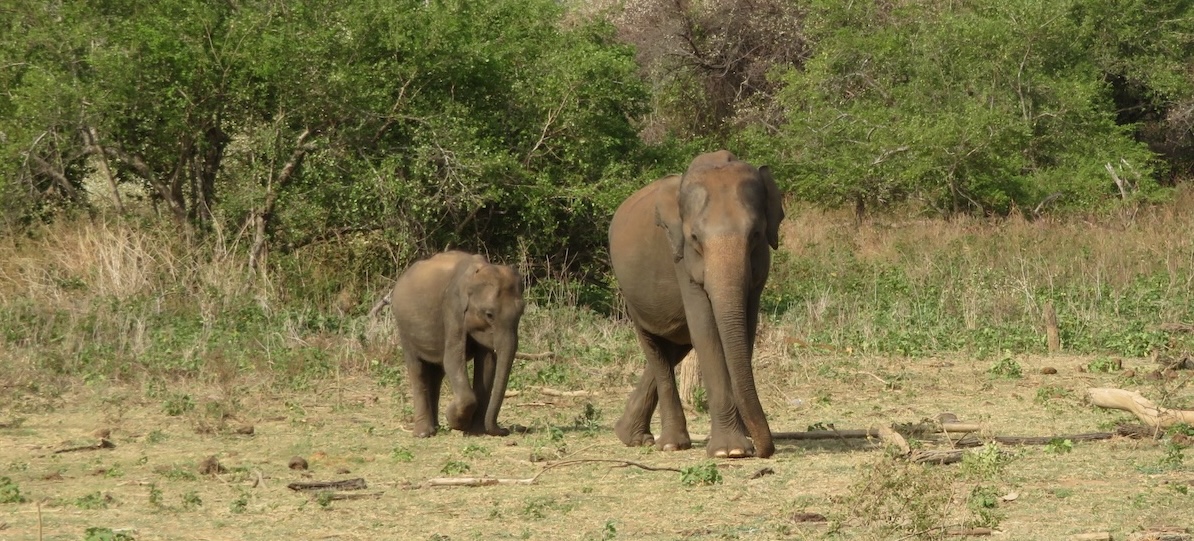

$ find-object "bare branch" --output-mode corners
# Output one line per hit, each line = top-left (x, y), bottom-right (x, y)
(28, 154), (80, 200)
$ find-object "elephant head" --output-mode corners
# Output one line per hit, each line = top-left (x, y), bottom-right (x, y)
(654, 150), (784, 457)
(460, 261), (526, 435)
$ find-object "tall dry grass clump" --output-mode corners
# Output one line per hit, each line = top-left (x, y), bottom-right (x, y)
(0, 216), (399, 401)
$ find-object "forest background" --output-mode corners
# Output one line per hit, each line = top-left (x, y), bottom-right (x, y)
(2, 0), (1194, 383)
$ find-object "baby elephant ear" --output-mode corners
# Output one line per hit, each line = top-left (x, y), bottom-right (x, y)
(759, 166), (785, 249)
(655, 195), (684, 262)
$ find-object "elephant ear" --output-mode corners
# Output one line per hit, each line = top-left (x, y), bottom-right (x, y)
(759, 166), (785, 250)
(654, 179), (685, 262)
(460, 258), (489, 313)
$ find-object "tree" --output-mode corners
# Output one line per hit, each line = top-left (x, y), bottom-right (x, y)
(745, 0), (1192, 215)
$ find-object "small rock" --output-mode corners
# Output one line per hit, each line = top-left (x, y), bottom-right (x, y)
(198, 455), (225, 475)
(93, 428), (112, 439)
(288, 456), (309, 470)
(791, 512), (828, 523)
(749, 467), (776, 480)
(336, 467), (351, 475)
(1123, 368), (1136, 379)
(235, 424), (254, 435)
(1041, 367), (1058, 375)
(1001, 491), (1019, 502)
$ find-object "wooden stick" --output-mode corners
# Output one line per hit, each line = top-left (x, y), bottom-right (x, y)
(319, 492), (384, 500)
(1087, 387), (1194, 428)
(770, 422), (980, 441)
(537, 387), (592, 398)
(287, 478), (367, 492)
(51, 439), (115, 454)
(427, 477), (534, 487)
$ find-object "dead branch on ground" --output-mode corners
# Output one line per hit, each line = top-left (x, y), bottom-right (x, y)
(287, 478), (367, 492)
(1087, 388), (1194, 428)
(51, 439), (115, 455)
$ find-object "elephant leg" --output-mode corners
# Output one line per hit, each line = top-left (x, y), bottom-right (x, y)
(655, 339), (693, 451)
(617, 327), (691, 451)
(406, 352), (444, 438)
(615, 366), (658, 447)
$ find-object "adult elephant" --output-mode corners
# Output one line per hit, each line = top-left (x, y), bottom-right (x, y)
(609, 150), (784, 458)
(391, 251), (526, 438)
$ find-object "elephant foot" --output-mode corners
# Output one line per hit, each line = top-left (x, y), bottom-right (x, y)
(707, 431), (756, 458)
(614, 415), (655, 447)
(446, 401), (476, 432)
(655, 430), (692, 452)
(412, 422), (439, 438)
(465, 423), (511, 437)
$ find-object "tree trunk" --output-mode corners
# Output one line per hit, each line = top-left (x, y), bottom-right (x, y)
(678, 350), (702, 412)
(1044, 301), (1061, 352)
(250, 128), (316, 272)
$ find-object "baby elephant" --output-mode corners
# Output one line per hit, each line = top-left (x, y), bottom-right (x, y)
(391, 251), (526, 437)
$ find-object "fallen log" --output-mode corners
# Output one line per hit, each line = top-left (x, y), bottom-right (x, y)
(771, 421), (980, 441)
(319, 492), (384, 501)
(955, 431), (1121, 447)
(287, 478), (367, 492)
(427, 477), (535, 487)
(537, 387), (592, 398)
(52, 439), (115, 454)
(1087, 388), (1194, 428)
(909, 449), (966, 464)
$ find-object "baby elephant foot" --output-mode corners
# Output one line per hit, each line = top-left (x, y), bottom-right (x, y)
(466, 422), (510, 437)
(614, 415), (655, 447)
(445, 402), (476, 432)
(655, 430), (692, 452)
(412, 421), (439, 438)
(707, 431), (755, 458)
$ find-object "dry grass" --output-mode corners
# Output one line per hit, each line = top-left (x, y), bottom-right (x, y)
(4, 192), (1194, 539)
(1, 353), (1191, 540)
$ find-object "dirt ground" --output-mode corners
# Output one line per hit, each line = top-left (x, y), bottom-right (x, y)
(2, 352), (1192, 541)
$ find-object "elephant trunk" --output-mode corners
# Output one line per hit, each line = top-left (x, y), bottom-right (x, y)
(484, 332), (518, 434)
(705, 238), (775, 458)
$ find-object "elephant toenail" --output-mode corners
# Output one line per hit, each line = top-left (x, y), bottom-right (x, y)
(713, 449), (729, 458)
(729, 448), (748, 458)
(662, 443), (679, 452)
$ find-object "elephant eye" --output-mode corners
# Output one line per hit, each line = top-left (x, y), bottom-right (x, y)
(485, 310), (495, 321)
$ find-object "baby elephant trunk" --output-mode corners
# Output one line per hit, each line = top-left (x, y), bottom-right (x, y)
(483, 336), (518, 435)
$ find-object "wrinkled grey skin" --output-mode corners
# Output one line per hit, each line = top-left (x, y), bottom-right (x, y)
(609, 150), (784, 458)
(391, 251), (526, 437)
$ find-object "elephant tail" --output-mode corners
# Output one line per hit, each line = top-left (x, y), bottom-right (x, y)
(367, 290), (393, 318)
